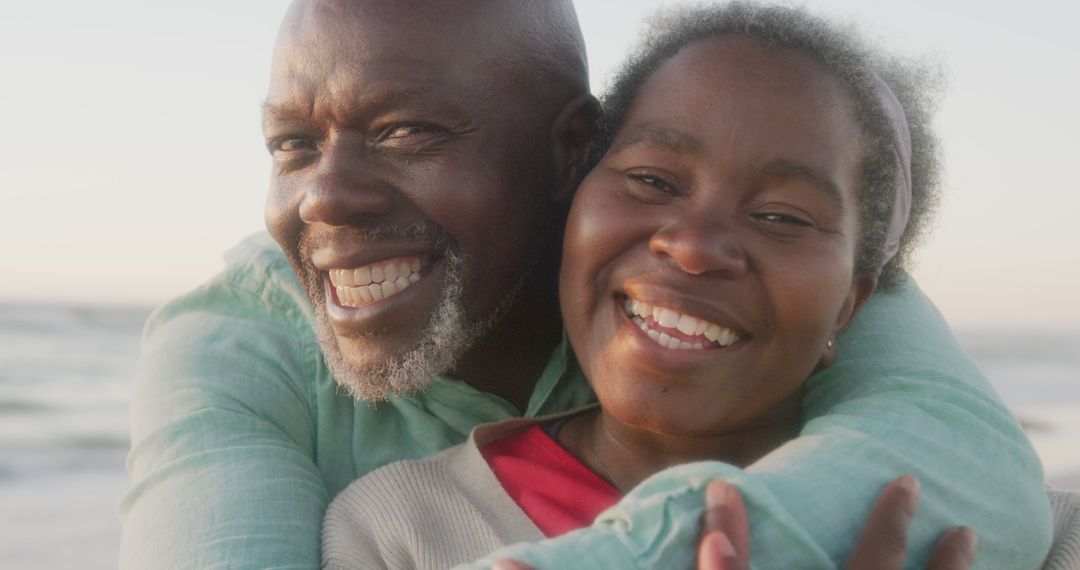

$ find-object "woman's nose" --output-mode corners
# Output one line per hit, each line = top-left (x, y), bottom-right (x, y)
(298, 143), (394, 227)
(648, 215), (749, 277)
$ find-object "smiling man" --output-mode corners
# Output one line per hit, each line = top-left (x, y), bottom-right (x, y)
(262, 0), (593, 409)
(119, 1), (1050, 568)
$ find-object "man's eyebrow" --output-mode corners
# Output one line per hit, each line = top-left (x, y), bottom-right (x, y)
(759, 158), (846, 210)
(261, 100), (304, 124)
(609, 123), (704, 155)
(261, 88), (465, 125)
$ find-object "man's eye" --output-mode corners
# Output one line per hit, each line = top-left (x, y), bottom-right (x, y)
(268, 137), (317, 154)
(376, 124), (445, 145)
(384, 125), (429, 139)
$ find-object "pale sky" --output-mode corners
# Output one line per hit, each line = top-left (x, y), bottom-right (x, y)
(2, 1), (1078, 330)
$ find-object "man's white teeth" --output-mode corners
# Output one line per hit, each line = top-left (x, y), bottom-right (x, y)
(329, 256), (426, 307)
(624, 298), (741, 350)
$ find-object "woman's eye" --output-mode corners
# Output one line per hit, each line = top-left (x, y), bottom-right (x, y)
(628, 172), (678, 194)
(755, 212), (814, 227)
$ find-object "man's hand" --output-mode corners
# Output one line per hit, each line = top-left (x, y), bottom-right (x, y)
(698, 477), (978, 570)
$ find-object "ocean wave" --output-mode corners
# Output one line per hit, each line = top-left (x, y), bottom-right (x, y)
(0, 304), (151, 336)
(0, 400), (55, 413)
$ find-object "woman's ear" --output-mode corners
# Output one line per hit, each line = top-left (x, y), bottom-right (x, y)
(836, 275), (878, 335)
(817, 275), (878, 369)
(550, 93), (601, 204)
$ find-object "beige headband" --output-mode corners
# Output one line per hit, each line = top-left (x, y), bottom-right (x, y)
(870, 72), (912, 267)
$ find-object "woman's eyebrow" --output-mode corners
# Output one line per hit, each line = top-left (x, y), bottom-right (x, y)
(759, 158), (846, 211)
(610, 123), (703, 155)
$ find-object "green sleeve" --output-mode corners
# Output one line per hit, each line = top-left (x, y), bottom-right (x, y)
(118, 244), (327, 569)
(457, 276), (1053, 569)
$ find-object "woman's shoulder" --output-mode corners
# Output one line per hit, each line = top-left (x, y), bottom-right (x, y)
(330, 446), (462, 514)
(322, 426), (546, 570)
(322, 447), (469, 569)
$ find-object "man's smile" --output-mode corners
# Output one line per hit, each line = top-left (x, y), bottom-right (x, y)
(310, 241), (450, 338)
(328, 255), (430, 306)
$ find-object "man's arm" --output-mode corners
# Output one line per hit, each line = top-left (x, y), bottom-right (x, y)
(495, 478), (980, 570)
(457, 276), (1052, 569)
(119, 236), (328, 569)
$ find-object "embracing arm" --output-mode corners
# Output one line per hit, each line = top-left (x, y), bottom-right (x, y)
(457, 276), (1052, 569)
(119, 237), (329, 570)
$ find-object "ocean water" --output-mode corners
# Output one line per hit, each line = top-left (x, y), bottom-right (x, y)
(0, 304), (1076, 569)
(0, 305), (144, 569)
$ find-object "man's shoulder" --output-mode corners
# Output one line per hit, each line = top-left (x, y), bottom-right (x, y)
(150, 232), (313, 332)
(135, 233), (322, 418)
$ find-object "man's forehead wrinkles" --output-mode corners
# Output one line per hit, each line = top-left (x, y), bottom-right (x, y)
(264, 77), (470, 127)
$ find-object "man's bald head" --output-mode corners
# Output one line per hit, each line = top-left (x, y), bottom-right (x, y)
(274, 0), (589, 108)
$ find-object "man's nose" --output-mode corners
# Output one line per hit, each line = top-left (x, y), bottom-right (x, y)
(648, 214), (749, 277)
(298, 143), (393, 226)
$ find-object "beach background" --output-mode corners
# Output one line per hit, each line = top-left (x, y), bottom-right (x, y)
(2, 0), (1077, 568)
(0, 304), (1076, 568)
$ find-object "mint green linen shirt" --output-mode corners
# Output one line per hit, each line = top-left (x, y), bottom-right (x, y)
(119, 233), (1051, 569)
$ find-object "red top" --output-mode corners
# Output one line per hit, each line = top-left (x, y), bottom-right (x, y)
(480, 425), (621, 537)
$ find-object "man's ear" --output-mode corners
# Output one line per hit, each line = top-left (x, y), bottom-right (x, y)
(818, 274), (878, 369)
(550, 93), (600, 204)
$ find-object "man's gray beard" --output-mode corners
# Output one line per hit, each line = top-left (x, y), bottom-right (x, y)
(312, 250), (523, 403)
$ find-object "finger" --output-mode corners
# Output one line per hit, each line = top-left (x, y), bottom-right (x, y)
(492, 560), (534, 570)
(703, 480), (751, 565)
(926, 526), (977, 570)
(846, 476), (921, 570)
(698, 531), (739, 570)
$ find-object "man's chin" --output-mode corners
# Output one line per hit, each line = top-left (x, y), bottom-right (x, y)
(313, 311), (453, 402)
(310, 254), (479, 402)
(301, 247), (524, 403)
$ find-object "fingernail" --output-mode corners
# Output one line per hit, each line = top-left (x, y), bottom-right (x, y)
(897, 475), (920, 496)
(897, 475), (921, 508)
(956, 526), (978, 559)
(706, 481), (730, 510)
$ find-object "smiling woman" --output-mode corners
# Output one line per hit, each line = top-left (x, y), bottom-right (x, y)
(559, 36), (877, 451)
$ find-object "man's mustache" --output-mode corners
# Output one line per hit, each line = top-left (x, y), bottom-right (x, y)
(299, 222), (453, 255)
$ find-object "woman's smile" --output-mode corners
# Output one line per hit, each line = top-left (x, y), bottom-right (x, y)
(621, 295), (745, 351)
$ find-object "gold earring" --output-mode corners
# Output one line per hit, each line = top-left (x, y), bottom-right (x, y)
(827, 340), (834, 350)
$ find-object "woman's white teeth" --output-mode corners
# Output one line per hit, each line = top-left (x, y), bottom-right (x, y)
(328, 256), (426, 307)
(626, 299), (740, 350)
(656, 308), (679, 328)
(676, 314), (697, 336)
